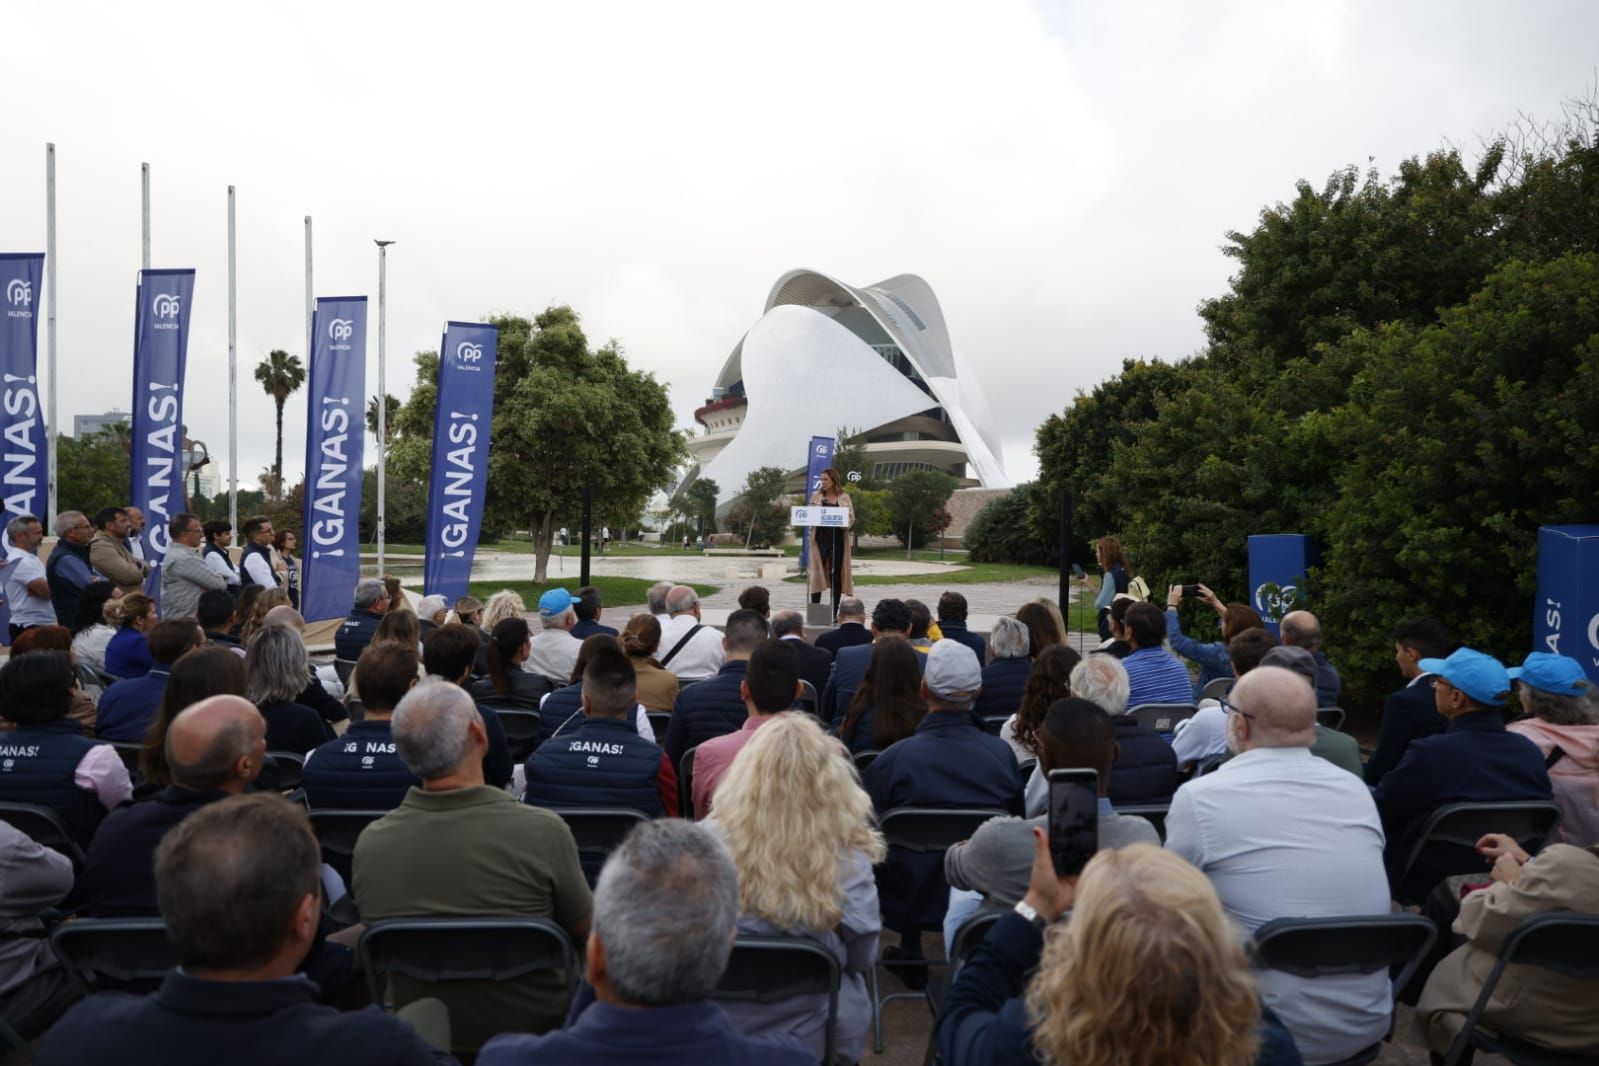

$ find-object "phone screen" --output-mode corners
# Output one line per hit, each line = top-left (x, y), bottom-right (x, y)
(1047, 769), (1100, 877)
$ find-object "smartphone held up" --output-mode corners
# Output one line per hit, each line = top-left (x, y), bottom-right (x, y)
(1047, 768), (1100, 878)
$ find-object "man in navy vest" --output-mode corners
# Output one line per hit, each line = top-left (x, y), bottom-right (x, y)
(238, 515), (278, 590)
(44, 510), (98, 629)
(525, 642), (677, 823)
(335, 578), (391, 662)
(303, 643), (421, 811)
(0, 651), (131, 844)
(80, 695), (267, 915)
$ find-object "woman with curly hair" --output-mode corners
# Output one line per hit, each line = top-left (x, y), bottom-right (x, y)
(708, 712), (885, 1063)
(1000, 643), (1082, 764)
(938, 834), (1300, 1066)
(237, 586), (291, 645)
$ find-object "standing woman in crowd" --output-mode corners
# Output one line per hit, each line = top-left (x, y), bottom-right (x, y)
(69, 581), (119, 677)
(103, 592), (157, 679)
(1015, 602), (1062, 663)
(621, 613), (678, 713)
(1093, 536), (1130, 640)
(838, 637), (927, 755)
(807, 467), (855, 608)
(710, 713), (885, 1064)
(272, 529), (300, 609)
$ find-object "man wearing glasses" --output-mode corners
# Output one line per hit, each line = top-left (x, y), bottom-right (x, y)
(45, 511), (101, 625)
(160, 512), (228, 622)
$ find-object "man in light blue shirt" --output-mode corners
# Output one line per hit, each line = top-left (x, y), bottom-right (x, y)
(1120, 602), (1195, 708)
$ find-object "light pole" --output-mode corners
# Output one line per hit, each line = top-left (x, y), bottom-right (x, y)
(374, 240), (394, 576)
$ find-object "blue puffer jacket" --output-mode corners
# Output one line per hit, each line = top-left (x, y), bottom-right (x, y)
(973, 658), (1031, 718)
(301, 721), (419, 811)
(0, 722), (107, 843)
(1107, 715), (1181, 805)
(536, 683), (589, 746)
(523, 717), (664, 816)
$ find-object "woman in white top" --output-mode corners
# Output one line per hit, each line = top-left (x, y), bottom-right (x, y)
(68, 581), (119, 677)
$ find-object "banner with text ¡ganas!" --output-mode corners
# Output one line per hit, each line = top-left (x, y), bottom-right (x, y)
(798, 435), (836, 573)
(300, 296), (367, 624)
(424, 322), (498, 602)
(130, 269), (197, 602)
(0, 254), (46, 641)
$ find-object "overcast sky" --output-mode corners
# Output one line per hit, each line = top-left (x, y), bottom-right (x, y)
(3, 0), (1595, 495)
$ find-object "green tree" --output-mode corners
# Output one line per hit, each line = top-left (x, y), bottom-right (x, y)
(366, 393), (400, 443)
(885, 470), (958, 549)
(57, 429), (130, 516)
(832, 426), (875, 490)
(965, 484), (1054, 565)
(253, 349), (305, 501)
(725, 466), (789, 548)
(677, 478), (720, 536)
(390, 307), (685, 581)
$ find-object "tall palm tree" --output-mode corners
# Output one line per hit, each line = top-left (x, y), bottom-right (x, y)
(254, 349), (305, 500)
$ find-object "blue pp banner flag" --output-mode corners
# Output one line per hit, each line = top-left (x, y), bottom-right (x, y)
(130, 269), (196, 594)
(424, 322), (498, 601)
(798, 435), (836, 573)
(300, 296), (367, 623)
(0, 255), (46, 523)
(1246, 533), (1316, 635)
(1534, 525), (1599, 685)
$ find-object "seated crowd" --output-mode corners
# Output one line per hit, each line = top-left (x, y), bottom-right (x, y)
(0, 518), (1594, 1064)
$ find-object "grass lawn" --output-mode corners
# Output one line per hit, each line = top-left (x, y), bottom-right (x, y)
(466, 576), (715, 607)
(784, 560), (1056, 587)
(384, 539), (703, 559)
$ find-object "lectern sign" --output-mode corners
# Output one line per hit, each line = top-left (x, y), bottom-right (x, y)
(791, 506), (850, 528)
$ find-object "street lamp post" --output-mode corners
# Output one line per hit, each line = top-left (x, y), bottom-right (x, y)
(374, 240), (395, 576)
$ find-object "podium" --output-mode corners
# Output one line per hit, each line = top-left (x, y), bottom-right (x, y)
(793, 506), (851, 625)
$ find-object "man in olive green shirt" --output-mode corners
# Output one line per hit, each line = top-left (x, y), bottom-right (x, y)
(354, 678), (591, 1056)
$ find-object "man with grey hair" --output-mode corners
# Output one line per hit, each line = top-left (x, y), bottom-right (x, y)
(647, 580), (673, 622)
(770, 609), (833, 702)
(334, 577), (391, 661)
(1281, 609), (1341, 707)
(815, 595), (871, 656)
(80, 696), (267, 916)
(1166, 665), (1391, 1063)
(2, 514), (54, 639)
(526, 588), (582, 684)
(159, 512), (227, 621)
(415, 594), (448, 639)
(974, 615), (1032, 719)
(355, 677), (591, 1056)
(1075, 651), (1179, 807)
(45, 509), (102, 628)
(477, 820), (811, 1065)
(655, 584), (726, 682)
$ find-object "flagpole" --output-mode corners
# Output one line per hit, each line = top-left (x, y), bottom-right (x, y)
(374, 240), (394, 576)
(304, 216), (313, 376)
(141, 163), (151, 270)
(45, 144), (58, 521)
(227, 186), (238, 531)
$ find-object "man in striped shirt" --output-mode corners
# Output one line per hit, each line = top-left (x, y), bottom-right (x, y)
(1121, 602), (1196, 708)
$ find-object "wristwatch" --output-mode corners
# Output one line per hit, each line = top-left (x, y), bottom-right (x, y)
(1013, 898), (1049, 932)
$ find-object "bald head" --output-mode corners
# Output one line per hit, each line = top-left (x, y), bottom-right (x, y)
(1228, 665), (1316, 750)
(166, 696), (267, 792)
(262, 606), (305, 632)
(1279, 611), (1323, 651)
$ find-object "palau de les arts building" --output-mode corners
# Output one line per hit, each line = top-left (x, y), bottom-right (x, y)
(685, 269), (1012, 515)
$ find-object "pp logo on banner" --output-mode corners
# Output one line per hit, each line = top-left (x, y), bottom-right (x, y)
(456, 342), (484, 364)
(5, 280), (30, 309)
(1254, 583), (1298, 617)
(815, 443), (829, 456)
(329, 319), (354, 342)
(152, 293), (181, 319)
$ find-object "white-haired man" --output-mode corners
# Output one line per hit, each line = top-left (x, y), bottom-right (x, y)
(655, 585), (726, 682)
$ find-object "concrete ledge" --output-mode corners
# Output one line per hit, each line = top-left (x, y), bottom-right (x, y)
(703, 548), (786, 557)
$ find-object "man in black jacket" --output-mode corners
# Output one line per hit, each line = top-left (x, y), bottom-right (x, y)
(42, 794), (450, 1066)
(1364, 617), (1452, 786)
(663, 609), (768, 768)
(815, 596), (872, 656)
(771, 610), (832, 704)
(936, 591), (986, 661)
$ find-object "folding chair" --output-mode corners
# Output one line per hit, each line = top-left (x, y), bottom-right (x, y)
(1199, 677), (1234, 701)
(872, 807), (1009, 1053)
(853, 750), (880, 775)
(1251, 914), (1438, 1066)
(480, 706), (542, 762)
(1115, 802), (1171, 843)
(1016, 758), (1037, 791)
(1440, 911), (1599, 1066)
(678, 744), (700, 820)
(923, 909), (1003, 1065)
(308, 808), (385, 888)
(716, 936), (842, 1065)
(1130, 702), (1198, 736)
(796, 680), (819, 713)
(646, 711), (671, 743)
(333, 657), (358, 687)
(1395, 801), (1562, 904)
(551, 808), (650, 886)
(267, 750), (305, 792)
(979, 715), (1009, 737)
(0, 802), (87, 872)
(359, 916), (579, 1013)
(1316, 706), (1347, 732)
(51, 918), (176, 997)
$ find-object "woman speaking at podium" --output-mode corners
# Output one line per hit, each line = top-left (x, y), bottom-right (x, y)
(808, 467), (855, 605)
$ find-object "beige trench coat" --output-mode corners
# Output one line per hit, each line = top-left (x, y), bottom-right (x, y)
(806, 490), (854, 598)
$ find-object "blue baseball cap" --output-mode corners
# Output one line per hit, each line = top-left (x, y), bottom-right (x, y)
(1508, 652), (1589, 696)
(538, 588), (576, 618)
(1417, 648), (1511, 706)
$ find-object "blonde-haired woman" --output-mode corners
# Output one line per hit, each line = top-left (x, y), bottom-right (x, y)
(938, 833), (1302, 1066)
(708, 713), (884, 1063)
(481, 589), (527, 632)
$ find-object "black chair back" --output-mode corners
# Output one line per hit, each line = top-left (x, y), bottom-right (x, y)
(359, 916), (579, 1010)
(267, 750), (305, 791)
(679, 744), (699, 820)
(1251, 913), (1437, 990)
(308, 808), (386, 887)
(1114, 803), (1170, 843)
(0, 801), (87, 872)
(1016, 758), (1037, 790)
(1441, 912), (1599, 1066)
(481, 706), (542, 762)
(1398, 801), (1562, 900)
(979, 715), (1009, 736)
(1316, 707), (1347, 731)
(796, 680), (819, 713)
(51, 918), (175, 996)
(1130, 703), (1197, 736)
(552, 808), (650, 886)
(716, 936), (841, 1065)
(879, 808), (1007, 854)
(646, 712), (671, 743)
(852, 750), (879, 775)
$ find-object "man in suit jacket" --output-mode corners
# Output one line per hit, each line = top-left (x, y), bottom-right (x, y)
(815, 596), (873, 657)
(772, 610), (832, 705)
(936, 592), (986, 661)
(1365, 617), (1452, 786)
(822, 598), (919, 727)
